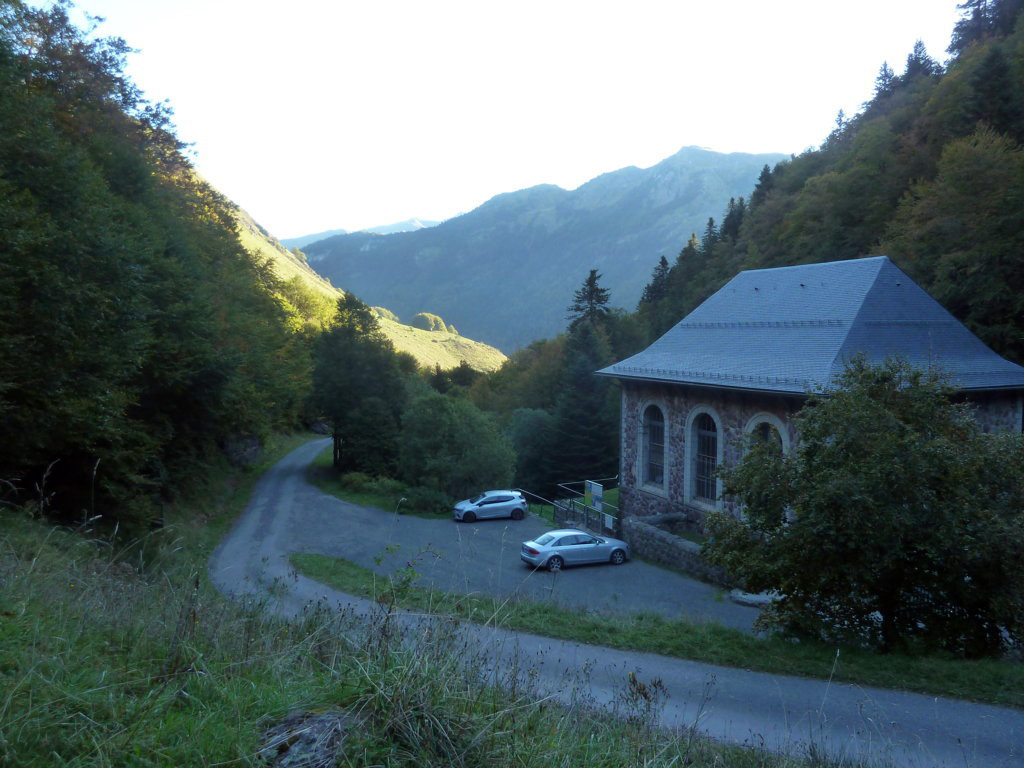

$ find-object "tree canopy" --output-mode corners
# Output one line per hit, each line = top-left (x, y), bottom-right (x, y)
(634, 0), (1024, 366)
(311, 294), (407, 473)
(704, 357), (1024, 657)
(0, 2), (310, 527)
(398, 388), (514, 500)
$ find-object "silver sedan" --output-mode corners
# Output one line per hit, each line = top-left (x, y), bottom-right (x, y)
(520, 528), (630, 571)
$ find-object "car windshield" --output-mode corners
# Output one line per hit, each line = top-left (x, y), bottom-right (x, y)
(534, 533), (556, 545)
(469, 494), (486, 503)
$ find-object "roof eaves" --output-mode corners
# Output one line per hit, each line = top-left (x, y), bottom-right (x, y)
(595, 366), (811, 395)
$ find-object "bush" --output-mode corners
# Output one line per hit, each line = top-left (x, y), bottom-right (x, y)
(365, 476), (405, 497)
(410, 312), (449, 332)
(403, 486), (453, 516)
(339, 472), (372, 491)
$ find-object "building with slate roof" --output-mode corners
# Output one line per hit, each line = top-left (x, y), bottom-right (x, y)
(597, 255), (1024, 523)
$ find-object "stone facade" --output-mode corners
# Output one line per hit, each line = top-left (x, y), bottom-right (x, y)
(967, 391), (1024, 433)
(618, 380), (1023, 527)
(621, 514), (732, 587)
(619, 380), (802, 524)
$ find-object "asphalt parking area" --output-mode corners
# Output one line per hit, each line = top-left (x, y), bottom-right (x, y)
(290, 491), (761, 632)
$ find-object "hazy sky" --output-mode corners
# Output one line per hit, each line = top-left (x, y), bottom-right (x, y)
(63, 0), (963, 239)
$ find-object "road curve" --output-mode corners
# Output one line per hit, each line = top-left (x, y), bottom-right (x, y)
(209, 438), (1024, 768)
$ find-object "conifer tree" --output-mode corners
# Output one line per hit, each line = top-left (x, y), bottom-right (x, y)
(639, 256), (670, 306)
(566, 269), (611, 330)
(966, 46), (1024, 141)
(749, 165), (775, 208)
(719, 197), (746, 241)
(699, 217), (719, 258)
(903, 40), (940, 80)
(874, 61), (896, 96)
(547, 318), (618, 487)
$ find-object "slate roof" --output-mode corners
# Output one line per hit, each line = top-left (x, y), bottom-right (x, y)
(598, 256), (1024, 394)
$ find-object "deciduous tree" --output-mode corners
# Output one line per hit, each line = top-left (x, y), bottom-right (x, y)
(705, 357), (1024, 657)
(398, 389), (514, 499)
(312, 294), (407, 472)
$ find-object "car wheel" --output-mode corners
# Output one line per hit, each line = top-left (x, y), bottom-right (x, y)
(463, 511), (476, 523)
(547, 555), (564, 572)
(511, 508), (525, 520)
(610, 549), (626, 565)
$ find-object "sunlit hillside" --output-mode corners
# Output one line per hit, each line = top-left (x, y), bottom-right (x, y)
(234, 207), (506, 371)
(234, 205), (340, 300)
(375, 313), (506, 371)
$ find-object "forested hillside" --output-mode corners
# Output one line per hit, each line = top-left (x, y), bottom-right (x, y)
(0, 2), (507, 530)
(0, 3), (317, 527)
(636, 0), (1024, 365)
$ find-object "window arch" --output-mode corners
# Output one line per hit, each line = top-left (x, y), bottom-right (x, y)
(684, 406), (723, 507)
(693, 413), (718, 501)
(743, 412), (791, 454)
(641, 404), (665, 487)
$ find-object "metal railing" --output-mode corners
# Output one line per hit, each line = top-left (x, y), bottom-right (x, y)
(514, 479), (620, 537)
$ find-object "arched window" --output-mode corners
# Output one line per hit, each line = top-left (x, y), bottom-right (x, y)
(693, 413), (717, 501)
(642, 405), (665, 486)
(753, 421), (783, 452)
(743, 413), (791, 455)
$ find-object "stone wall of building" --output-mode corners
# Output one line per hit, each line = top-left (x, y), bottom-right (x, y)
(619, 380), (801, 524)
(618, 382), (1023, 531)
(968, 392), (1024, 433)
(621, 514), (732, 587)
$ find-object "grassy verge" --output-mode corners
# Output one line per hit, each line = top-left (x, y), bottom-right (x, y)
(290, 552), (1024, 710)
(528, 502), (557, 524)
(2, 433), (857, 767)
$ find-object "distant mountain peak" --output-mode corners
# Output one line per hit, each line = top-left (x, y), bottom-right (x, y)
(358, 218), (441, 235)
(303, 146), (787, 351)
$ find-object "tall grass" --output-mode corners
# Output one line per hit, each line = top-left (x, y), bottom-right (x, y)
(0, 436), (864, 767)
(291, 552), (1024, 710)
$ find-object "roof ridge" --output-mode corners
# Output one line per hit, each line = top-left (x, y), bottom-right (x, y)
(680, 320), (847, 329)
(738, 254), (890, 277)
(827, 257), (891, 375)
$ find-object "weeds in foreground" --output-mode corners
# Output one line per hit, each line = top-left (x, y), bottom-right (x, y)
(290, 552), (1024, 711)
(0, 509), (873, 767)
(0, 435), (875, 767)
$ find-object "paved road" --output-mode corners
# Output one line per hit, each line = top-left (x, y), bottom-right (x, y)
(275, 446), (759, 631)
(210, 438), (1024, 767)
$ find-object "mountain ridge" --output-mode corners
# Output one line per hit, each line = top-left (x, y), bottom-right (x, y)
(281, 218), (441, 250)
(303, 146), (786, 350)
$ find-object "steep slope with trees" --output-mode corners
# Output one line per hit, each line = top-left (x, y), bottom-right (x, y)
(637, 2), (1024, 365)
(0, 3), (313, 527)
(303, 147), (784, 351)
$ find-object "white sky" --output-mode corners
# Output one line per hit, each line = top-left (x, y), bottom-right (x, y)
(62, 0), (963, 239)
